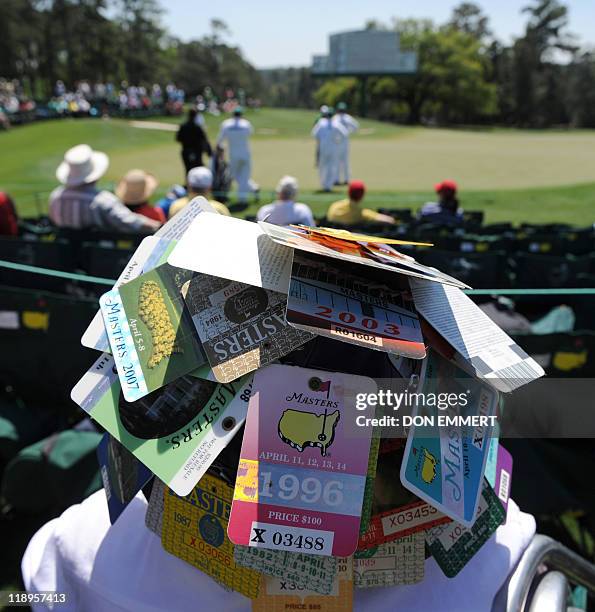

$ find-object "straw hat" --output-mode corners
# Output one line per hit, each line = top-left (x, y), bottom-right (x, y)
(56, 144), (109, 187)
(116, 169), (158, 205)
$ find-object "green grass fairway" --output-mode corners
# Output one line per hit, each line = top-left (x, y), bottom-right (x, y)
(2, 107), (595, 225)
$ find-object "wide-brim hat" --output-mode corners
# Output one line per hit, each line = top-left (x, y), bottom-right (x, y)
(56, 144), (109, 187)
(116, 169), (159, 204)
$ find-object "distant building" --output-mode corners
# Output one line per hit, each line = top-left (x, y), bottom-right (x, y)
(312, 30), (417, 76)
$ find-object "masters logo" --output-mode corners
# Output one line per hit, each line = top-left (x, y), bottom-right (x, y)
(198, 514), (225, 548)
(278, 408), (340, 457)
(278, 377), (340, 456)
(413, 447), (439, 484)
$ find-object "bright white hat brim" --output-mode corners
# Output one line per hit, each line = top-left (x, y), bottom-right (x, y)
(56, 151), (109, 186)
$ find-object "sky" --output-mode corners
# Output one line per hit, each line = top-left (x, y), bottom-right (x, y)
(159, 0), (594, 69)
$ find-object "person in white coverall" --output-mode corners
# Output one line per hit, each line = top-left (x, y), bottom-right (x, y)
(311, 108), (348, 192)
(216, 106), (258, 203)
(332, 101), (359, 185)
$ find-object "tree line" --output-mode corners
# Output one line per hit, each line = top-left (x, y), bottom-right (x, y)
(2, 0), (594, 128)
(268, 0), (595, 129)
(0, 0), (261, 101)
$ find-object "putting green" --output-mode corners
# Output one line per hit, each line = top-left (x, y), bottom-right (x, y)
(2, 108), (595, 224)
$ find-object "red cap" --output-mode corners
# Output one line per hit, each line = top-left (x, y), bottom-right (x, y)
(348, 180), (366, 200)
(435, 179), (458, 194)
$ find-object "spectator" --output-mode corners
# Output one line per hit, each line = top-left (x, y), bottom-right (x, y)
(176, 108), (212, 175)
(418, 180), (464, 225)
(210, 145), (232, 204)
(49, 145), (160, 233)
(0, 192), (18, 236)
(169, 167), (230, 219)
(256, 176), (314, 227)
(326, 180), (395, 226)
(156, 184), (186, 219)
(116, 169), (166, 224)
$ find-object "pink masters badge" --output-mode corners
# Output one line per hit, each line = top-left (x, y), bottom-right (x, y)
(227, 364), (376, 556)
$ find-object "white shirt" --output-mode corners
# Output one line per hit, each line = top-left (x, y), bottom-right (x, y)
(216, 118), (253, 158)
(333, 113), (359, 135)
(311, 118), (348, 154)
(256, 200), (315, 227)
(21, 490), (535, 612)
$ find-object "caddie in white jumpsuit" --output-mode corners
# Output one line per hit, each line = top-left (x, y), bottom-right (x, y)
(216, 106), (258, 203)
(312, 108), (348, 192)
(332, 101), (359, 185)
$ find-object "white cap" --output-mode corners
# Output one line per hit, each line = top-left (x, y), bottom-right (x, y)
(187, 166), (213, 190)
(320, 105), (329, 114)
(276, 175), (298, 199)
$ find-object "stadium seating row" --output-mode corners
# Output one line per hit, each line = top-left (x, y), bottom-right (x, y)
(2, 235), (595, 292)
(0, 286), (100, 409)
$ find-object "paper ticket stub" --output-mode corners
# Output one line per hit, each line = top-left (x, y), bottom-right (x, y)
(354, 532), (425, 587)
(234, 546), (338, 595)
(162, 473), (261, 599)
(287, 252), (426, 359)
(82, 236), (164, 352)
(228, 364), (376, 557)
(100, 261), (209, 401)
(97, 433), (153, 525)
(289, 225), (432, 247)
(84, 197), (217, 353)
(360, 435), (380, 535)
(358, 498), (448, 550)
(182, 274), (312, 383)
(410, 278), (545, 392)
(490, 445), (513, 513)
(358, 442), (450, 550)
(145, 478), (166, 536)
(483, 437), (499, 489)
(71, 353), (252, 496)
(168, 213), (293, 294)
(251, 557), (353, 612)
(258, 221), (467, 288)
(154, 196), (216, 240)
(400, 350), (498, 527)
(426, 480), (506, 577)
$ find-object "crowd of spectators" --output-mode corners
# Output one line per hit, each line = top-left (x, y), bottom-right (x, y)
(0, 79), (187, 128)
(0, 79), (262, 129)
(0, 128), (464, 238)
(0, 79), (36, 128)
(45, 80), (185, 119)
(0, 140), (457, 238)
